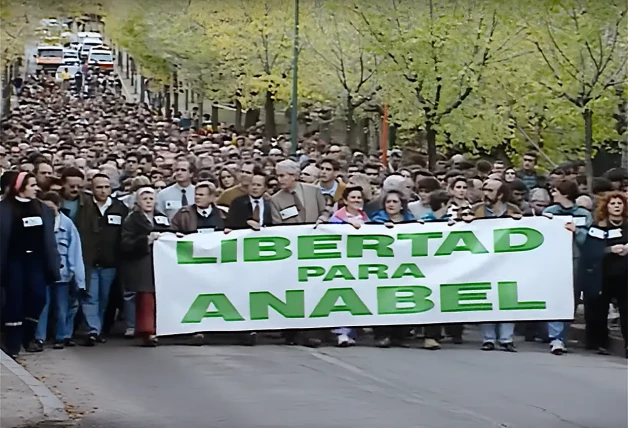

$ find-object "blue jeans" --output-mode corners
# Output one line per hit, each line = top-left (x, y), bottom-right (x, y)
(481, 323), (515, 344)
(547, 321), (565, 341)
(82, 267), (116, 335)
(124, 291), (136, 329)
(35, 283), (70, 342)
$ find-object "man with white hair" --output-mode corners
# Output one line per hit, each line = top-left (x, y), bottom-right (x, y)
(270, 159), (330, 348)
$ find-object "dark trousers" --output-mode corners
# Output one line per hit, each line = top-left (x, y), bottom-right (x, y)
(423, 324), (464, 341)
(1, 254), (47, 356)
(585, 274), (628, 349)
(374, 325), (411, 341)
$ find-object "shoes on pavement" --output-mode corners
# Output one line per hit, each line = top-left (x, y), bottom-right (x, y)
(25, 340), (44, 353)
(124, 328), (135, 339)
(303, 338), (321, 348)
(96, 335), (107, 344)
(597, 347), (610, 355)
(53, 341), (65, 350)
(337, 334), (355, 348)
(141, 335), (158, 347)
(423, 338), (441, 350)
(191, 333), (205, 346)
(84, 334), (97, 347)
(452, 336), (463, 345)
(500, 342), (517, 353)
(481, 342), (495, 351)
(64, 338), (76, 347)
(377, 337), (391, 348)
(550, 339), (566, 355)
(243, 332), (257, 346)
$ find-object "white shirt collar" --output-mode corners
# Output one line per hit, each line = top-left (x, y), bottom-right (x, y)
(94, 196), (113, 216)
(15, 196), (31, 203)
(197, 206), (212, 217)
(249, 196), (263, 204)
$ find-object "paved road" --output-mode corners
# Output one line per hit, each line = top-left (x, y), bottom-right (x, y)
(20, 334), (627, 428)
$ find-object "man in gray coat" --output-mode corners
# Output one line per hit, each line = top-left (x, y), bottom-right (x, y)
(270, 160), (330, 347)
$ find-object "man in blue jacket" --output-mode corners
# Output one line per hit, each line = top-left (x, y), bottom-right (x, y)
(543, 179), (592, 355)
(33, 192), (86, 351)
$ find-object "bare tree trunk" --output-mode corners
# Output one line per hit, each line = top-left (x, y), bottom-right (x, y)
(583, 108), (594, 193)
(185, 89), (189, 111)
(264, 90), (277, 139)
(345, 102), (358, 148)
(164, 85), (171, 119)
(426, 122), (437, 171)
(172, 71), (179, 115)
(235, 99), (243, 132)
(211, 103), (219, 131)
(244, 108), (260, 129)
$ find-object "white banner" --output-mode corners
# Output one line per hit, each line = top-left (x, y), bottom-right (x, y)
(154, 217), (575, 336)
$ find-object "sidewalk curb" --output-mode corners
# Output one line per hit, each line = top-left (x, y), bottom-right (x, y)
(1, 351), (69, 423)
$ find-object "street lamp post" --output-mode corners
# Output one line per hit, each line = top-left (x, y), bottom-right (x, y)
(290, 0), (300, 155)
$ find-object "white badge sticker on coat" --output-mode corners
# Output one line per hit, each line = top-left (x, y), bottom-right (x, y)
(155, 216), (170, 226)
(573, 217), (587, 227)
(608, 229), (623, 239)
(197, 228), (215, 234)
(22, 216), (43, 227)
(165, 201), (182, 210)
(588, 227), (605, 239)
(280, 205), (298, 220)
(107, 215), (122, 225)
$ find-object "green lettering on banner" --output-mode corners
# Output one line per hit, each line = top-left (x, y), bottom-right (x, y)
(498, 281), (546, 310)
(377, 286), (434, 314)
(493, 228), (544, 253)
(298, 235), (342, 260)
(347, 235), (395, 258)
(298, 266), (326, 282)
(397, 232), (443, 256)
(243, 237), (292, 262)
(358, 264), (388, 280)
(250, 290), (305, 320)
(221, 239), (238, 263)
(324, 265), (356, 281)
(434, 231), (489, 256)
(391, 263), (425, 279)
(182, 294), (244, 323)
(177, 241), (217, 264)
(440, 283), (493, 312)
(310, 288), (372, 318)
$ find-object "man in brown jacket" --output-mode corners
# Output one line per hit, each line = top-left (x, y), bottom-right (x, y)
(471, 178), (521, 353)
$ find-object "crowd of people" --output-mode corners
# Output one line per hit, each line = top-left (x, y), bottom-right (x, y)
(1, 69), (627, 360)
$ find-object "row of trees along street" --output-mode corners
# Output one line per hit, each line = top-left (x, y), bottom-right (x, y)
(1, 0), (627, 178)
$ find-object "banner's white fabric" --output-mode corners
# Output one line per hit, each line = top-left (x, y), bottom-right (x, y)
(154, 217), (574, 335)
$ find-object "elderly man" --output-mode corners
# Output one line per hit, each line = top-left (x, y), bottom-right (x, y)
(271, 160), (329, 227)
(270, 160), (330, 347)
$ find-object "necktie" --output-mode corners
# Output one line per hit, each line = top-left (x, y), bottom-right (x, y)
(252, 200), (260, 222)
(291, 191), (305, 222)
(181, 189), (188, 206)
(201, 210), (208, 217)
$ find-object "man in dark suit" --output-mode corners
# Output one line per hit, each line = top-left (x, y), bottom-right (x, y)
(225, 171), (274, 231)
(224, 170), (274, 346)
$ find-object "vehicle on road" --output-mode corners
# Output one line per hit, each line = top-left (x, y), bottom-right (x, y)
(87, 47), (114, 71)
(77, 32), (103, 45)
(36, 44), (64, 72)
(80, 37), (104, 60)
(63, 48), (81, 66)
(55, 65), (80, 83)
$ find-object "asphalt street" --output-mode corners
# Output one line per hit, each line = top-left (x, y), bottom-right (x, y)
(20, 335), (628, 428)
